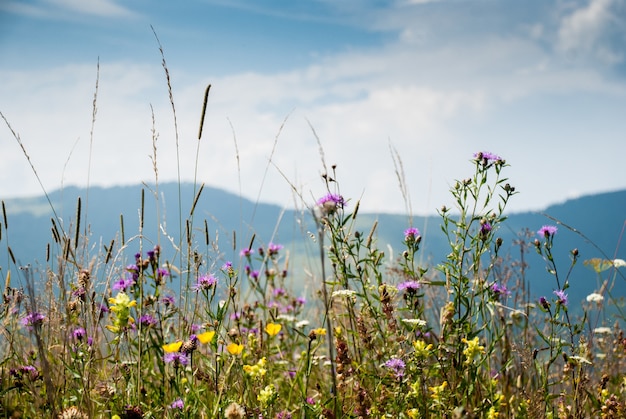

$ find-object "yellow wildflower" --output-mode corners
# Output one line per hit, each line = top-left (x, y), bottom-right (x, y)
(107, 292), (136, 333)
(429, 381), (448, 403)
(163, 341), (183, 353)
(413, 340), (433, 358)
(257, 384), (277, 407)
(265, 322), (282, 336)
(312, 328), (326, 336)
(226, 342), (244, 356)
(243, 357), (267, 378)
(461, 336), (485, 365)
(196, 330), (215, 344)
(407, 408), (419, 419)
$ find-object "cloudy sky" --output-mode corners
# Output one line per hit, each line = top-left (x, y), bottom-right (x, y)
(1, 0), (625, 215)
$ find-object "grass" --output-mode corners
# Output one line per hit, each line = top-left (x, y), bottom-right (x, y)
(1, 40), (625, 419)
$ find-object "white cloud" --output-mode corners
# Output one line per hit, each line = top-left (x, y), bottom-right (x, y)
(1, 0), (137, 19)
(557, 0), (624, 63)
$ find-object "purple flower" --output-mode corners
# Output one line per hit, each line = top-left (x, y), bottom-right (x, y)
(156, 268), (169, 278)
(192, 274), (217, 291)
(21, 312), (45, 328)
(112, 276), (135, 292)
(163, 352), (189, 366)
(538, 225), (558, 237)
(317, 193), (345, 207)
(268, 243), (283, 256)
(250, 270), (260, 280)
(162, 295), (175, 307)
(296, 296), (307, 306)
(274, 288), (287, 297)
(404, 227), (420, 240)
(126, 264), (140, 280)
(384, 357), (406, 378)
(139, 314), (157, 327)
(239, 248), (254, 257)
(276, 411), (293, 419)
(554, 289), (568, 306)
(72, 287), (86, 298)
(474, 151), (503, 163)
(539, 296), (550, 310)
(316, 193), (346, 215)
(397, 280), (421, 293)
(490, 283), (510, 298)
(480, 222), (492, 235)
(169, 398), (184, 410)
(72, 327), (87, 341)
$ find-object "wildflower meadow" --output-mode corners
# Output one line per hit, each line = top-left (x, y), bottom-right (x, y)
(1, 43), (625, 418)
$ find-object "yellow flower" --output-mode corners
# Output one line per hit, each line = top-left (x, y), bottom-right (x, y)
(429, 381), (448, 403)
(407, 408), (419, 419)
(163, 341), (183, 353)
(265, 322), (282, 336)
(413, 340), (433, 358)
(461, 336), (486, 365)
(107, 292), (136, 333)
(226, 342), (244, 356)
(243, 357), (267, 378)
(108, 292), (136, 311)
(196, 330), (215, 344)
(312, 328), (326, 336)
(257, 384), (276, 407)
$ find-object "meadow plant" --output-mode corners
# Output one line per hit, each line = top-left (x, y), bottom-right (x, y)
(1, 51), (624, 417)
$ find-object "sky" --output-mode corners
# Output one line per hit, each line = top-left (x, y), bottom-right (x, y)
(1, 0), (625, 216)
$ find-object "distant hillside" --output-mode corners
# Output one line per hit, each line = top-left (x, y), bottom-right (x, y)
(1, 183), (624, 314)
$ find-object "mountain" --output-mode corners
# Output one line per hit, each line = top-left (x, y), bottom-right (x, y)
(1, 183), (624, 315)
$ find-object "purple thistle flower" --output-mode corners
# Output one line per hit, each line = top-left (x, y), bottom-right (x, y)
(139, 314), (157, 327)
(162, 295), (175, 307)
(538, 225), (558, 237)
(397, 280), (421, 293)
(21, 312), (45, 329)
(317, 193), (345, 207)
(480, 222), (492, 235)
(539, 296), (550, 310)
(72, 287), (86, 298)
(169, 398), (184, 410)
(72, 327), (87, 341)
(490, 283), (510, 297)
(250, 270), (260, 280)
(163, 352), (189, 366)
(404, 227), (420, 240)
(474, 151), (503, 163)
(192, 274), (218, 291)
(239, 248), (254, 257)
(384, 357), (406, 378)
(267, 242), (283, 256)
(316, 193), (346, 216)
(112, 276), (135, 292)
(156, 268), (169, 278)
(296, 296), (307, 306)
(554, 289), (568, 306)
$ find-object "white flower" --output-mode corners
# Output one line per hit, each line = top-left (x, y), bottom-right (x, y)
(586, 293), (604, 303)
(332, 289), (357, 298)
(568, 355), (592, 365)
(277, 314), (296, 323)
(614, 259), (626, 268)
(296, 320), (310, 328)
(594, 327), (613, 334)
(402, 318), (427, 327)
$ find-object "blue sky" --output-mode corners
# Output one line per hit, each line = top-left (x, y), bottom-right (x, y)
(1, 0), (625, 215)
